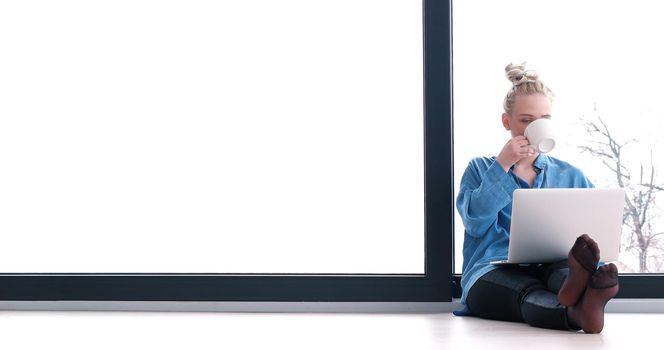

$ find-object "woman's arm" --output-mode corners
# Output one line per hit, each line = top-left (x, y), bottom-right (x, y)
(456, 158), (519, 238)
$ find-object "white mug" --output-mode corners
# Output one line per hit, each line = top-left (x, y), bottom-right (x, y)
(524, 118), (556, 153)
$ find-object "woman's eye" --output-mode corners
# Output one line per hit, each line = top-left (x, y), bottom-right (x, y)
(523, 120), (532, 123)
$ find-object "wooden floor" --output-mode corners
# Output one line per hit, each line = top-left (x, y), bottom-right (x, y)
(0, 311), (659, 349)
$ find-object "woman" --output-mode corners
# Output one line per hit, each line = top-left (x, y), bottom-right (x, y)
(454, 63), (619, 333)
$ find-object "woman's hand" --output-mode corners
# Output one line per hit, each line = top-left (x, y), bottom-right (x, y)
(496, 136), (534, 171)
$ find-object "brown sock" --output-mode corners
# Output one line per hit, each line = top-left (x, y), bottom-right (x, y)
(558, 234), (600, 306)
(570, 234), (600, 272)
(589, 263), (619, 289)
(570, 264), (619, 334)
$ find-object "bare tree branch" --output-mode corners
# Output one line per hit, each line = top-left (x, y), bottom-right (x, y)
(578, 113), (664, 272)
(640, 184), (664, 192)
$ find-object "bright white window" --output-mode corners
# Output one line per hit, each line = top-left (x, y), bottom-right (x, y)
(0, 1), (424, 273)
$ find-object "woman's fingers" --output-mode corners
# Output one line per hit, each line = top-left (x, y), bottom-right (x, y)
(497, 136), (535, 171)
(515, 142), (534, 155)
(512, 141), (531, 152)
(516, 139), (530, 147)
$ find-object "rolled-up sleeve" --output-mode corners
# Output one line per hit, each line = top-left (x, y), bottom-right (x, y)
(456, 158), (519, 238)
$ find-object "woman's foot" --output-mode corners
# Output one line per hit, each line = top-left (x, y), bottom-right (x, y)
(567, 263), (619, 333)
(558, 234), (600, 306)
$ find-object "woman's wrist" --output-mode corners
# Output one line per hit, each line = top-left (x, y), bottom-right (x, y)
(495, 155), (512, 172)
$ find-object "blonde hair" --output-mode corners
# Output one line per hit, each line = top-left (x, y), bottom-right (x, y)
(503, 62), (555, 114)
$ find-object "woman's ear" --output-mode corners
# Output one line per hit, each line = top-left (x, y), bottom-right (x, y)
(501, 113), (511, 130)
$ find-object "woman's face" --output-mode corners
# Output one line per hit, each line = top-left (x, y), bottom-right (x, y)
(502, 93), (552, 138)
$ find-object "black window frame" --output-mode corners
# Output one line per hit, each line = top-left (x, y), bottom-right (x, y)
(2, 0), (661, 305)
(0, 0), (454, 302)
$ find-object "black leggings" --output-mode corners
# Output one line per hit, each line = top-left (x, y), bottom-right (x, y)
(465, 260), (580, 330)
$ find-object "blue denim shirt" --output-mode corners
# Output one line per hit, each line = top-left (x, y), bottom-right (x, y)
(453, 154), (593, 316)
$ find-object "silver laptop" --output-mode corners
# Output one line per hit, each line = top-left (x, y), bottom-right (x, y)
(491, 188), (625, 265)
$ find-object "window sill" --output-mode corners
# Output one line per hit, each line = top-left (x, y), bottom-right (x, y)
(0, 299), (662, 313)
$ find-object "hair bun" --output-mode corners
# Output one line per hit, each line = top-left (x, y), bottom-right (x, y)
(505, 62), (539, 86)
